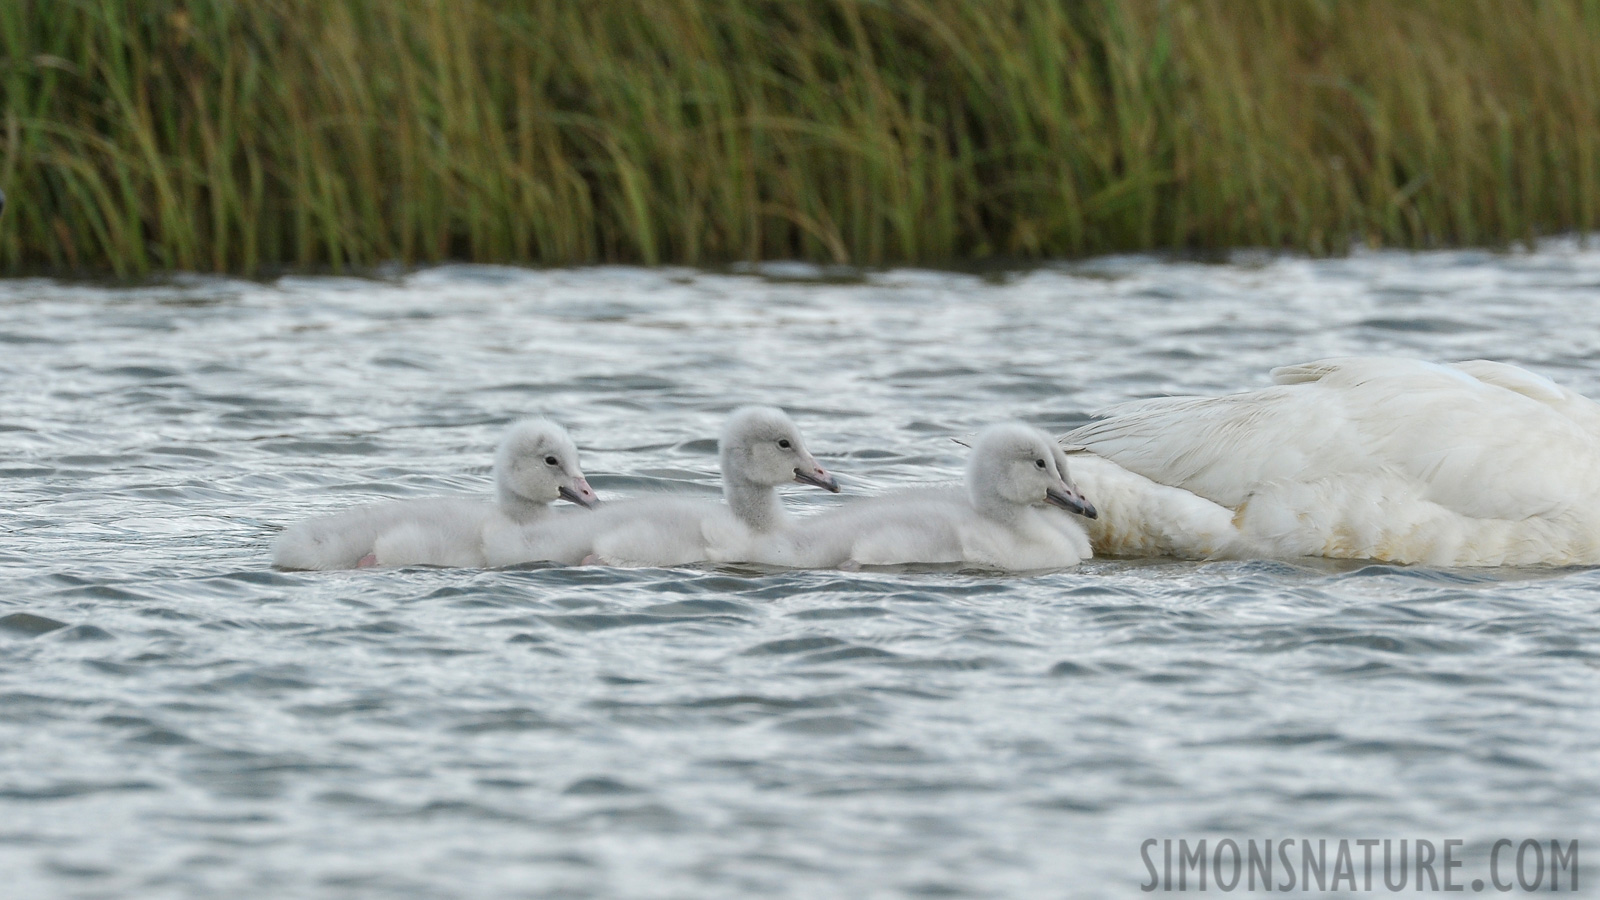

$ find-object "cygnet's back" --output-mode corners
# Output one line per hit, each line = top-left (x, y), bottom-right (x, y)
(486, 406), (838, 568)
(752, 423), (1096, 571)
(273, 419), (596, 570)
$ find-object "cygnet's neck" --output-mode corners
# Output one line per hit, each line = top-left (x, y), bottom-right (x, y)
(724, 475), (787, 533)
(968, 469), (1023, 526)
(497, 483), (552, 524)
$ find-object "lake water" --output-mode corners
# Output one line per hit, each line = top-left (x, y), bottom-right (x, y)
(2, 246), (1597, 897)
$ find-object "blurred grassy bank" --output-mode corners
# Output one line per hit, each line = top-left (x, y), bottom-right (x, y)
(3, 0), (1599, 275)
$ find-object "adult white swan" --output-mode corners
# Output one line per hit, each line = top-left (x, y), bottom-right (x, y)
(728, 422), (1096, 571)
(273, 419), (597, 570)
(483, 406), (838, 568)
(1062, 357), (1600, 566)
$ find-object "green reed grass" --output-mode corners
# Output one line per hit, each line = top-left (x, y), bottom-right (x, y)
(2, 0), (1599, 275)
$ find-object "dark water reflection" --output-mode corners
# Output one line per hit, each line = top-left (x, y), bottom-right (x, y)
(1, 247), (1598, 897)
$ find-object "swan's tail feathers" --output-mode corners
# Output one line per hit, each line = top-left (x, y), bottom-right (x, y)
(1270, 357), (1417, 385)
(1269, 361), (1342, 385)
(1271, 357), (1478, 389)
(1451, 360), (1568, 404)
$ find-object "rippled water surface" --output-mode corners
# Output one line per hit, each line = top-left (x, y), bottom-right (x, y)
(3, 247), (1599, 897)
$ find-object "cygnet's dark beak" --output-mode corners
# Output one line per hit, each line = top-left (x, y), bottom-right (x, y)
(1045, 483), (1096, 519)
(794, 464), (840, 493)
(559, 476), (599, 509)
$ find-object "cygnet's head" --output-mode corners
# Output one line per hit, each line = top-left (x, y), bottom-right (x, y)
(495, 418), (599, 510)
(719, 406), (839, 492)
(967, 423), (1096, 518)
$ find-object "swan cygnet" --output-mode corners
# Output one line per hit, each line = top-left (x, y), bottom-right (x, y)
(743, 422), (1096, 571)
(272, 419), (597, 570)
(484, 406), (839, 568)
(1062, 357), (1600, 566)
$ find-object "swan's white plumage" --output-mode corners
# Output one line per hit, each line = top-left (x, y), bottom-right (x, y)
(1063, 454), (1245, 559)
(273, 419), (596, 570)
(736, 422), (1094, 571)
(485, 406), (837, 568)
(1063, 357), (1600, 566)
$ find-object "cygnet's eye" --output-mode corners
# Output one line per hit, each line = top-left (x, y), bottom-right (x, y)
(777, 439), (793, 450)
(1035, 459), (1047, 469)
(544, 455), (560, 466)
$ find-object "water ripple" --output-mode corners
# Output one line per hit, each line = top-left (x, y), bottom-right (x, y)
(4, 247), (1600, 896)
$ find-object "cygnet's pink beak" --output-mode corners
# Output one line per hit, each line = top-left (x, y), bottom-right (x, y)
(793, 460), (840, 493)
(1045, 479), (1096, 518)
(559, 476), (600, 509)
